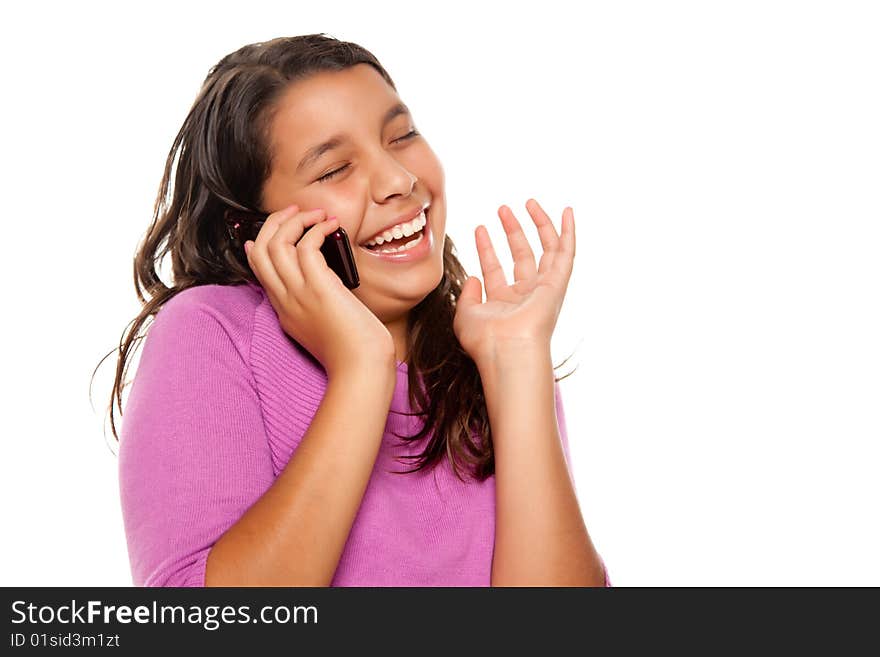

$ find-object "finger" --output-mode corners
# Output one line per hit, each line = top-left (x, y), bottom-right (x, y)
(457, 275), (483, 310)
(254, 203), (301, 247)
(474, 224), (508, 299)
(297, 216), (342, 290)
(246, 237), (285, 299)
(247, 203), (301, 295)
(498, 205), (537, 282)
(267, 208), (328, 292)
(523, 198), (562, 276)
(244, 240), (288, 315)
(549, 206), (576, 287)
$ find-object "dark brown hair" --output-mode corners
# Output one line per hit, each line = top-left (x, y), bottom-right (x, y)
(92, 33), (576, 482)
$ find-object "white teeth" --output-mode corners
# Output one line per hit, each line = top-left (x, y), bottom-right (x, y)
(364, 212), (426, 247)
(402, 233), (424, 250)
(377, 232), (424, 253)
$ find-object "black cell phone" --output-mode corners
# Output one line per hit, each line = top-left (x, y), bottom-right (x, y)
(225, 208), (360, 289)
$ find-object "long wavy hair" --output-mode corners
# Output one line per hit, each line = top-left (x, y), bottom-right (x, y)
(91, 33), (576, 483)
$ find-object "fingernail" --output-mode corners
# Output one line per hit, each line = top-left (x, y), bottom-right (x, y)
(244, 241), (252, 254)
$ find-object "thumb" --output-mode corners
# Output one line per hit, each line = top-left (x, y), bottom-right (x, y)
(458, 276), (483, 308)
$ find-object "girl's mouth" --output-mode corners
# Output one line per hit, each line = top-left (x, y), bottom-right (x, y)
(358, 208), (432, 262)
(361, 208), (428, 254)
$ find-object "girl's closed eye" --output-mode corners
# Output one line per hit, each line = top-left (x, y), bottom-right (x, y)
(315, 130), (420, 183)
(317, 165), (349, 183)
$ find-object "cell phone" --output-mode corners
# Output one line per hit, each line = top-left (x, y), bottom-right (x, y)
(225, 208), (360, 290)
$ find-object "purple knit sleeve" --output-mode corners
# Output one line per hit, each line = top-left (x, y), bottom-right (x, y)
(118, 292), (275, 587)
(554, 381), (612, 588)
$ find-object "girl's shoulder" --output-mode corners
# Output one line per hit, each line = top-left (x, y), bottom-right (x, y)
(151, 281), (325, 385)
(161, 281), (264, 315)
(151, 281), (267, 354)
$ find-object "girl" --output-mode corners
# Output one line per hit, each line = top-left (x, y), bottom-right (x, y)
(110, 33), (609, 586)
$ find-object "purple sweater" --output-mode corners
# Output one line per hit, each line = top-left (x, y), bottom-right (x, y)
(118, 281), (609, 586)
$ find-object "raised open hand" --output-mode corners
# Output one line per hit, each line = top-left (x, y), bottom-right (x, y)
(453, 198), (576, 366)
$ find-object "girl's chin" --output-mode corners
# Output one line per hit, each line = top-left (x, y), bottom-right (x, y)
(355, 262), (444, 302)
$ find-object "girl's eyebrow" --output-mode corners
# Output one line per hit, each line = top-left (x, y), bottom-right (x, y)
(296, 102), (411, 173)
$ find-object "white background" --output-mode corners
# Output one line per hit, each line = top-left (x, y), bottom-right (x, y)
(1, 1), (877, 586)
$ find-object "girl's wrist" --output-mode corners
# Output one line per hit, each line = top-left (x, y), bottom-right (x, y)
(329, 352), (396, 381)
(474, 339), (552, 373)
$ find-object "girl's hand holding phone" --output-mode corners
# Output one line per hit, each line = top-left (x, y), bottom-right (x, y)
(243, 204), (395, 378)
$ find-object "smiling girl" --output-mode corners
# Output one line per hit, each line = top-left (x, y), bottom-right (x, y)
(109, 33), (609, 586)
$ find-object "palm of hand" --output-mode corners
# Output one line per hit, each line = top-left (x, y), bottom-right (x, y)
(453, 198), (577, 364)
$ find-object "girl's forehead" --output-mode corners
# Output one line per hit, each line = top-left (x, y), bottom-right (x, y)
(268, 67), (407, 165)
(277, 64), (399, 117)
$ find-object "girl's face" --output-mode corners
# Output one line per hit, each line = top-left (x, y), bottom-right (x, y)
(260, 63), (447, 324)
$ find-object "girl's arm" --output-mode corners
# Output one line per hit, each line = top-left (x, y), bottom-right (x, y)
(205, 364), (396, 586)
(479, 343), (607, 586)
(118, 295), (396, 587)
